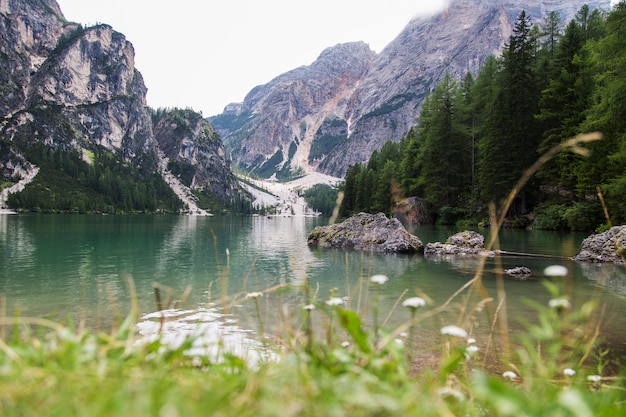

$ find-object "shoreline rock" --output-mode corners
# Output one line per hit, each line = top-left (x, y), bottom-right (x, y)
(307, 212), (424, 254)
(424, 230), (494, 258)
(573, 226), (626, 264)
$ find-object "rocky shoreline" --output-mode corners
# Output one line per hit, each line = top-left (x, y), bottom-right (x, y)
(308, 212), (626, 266)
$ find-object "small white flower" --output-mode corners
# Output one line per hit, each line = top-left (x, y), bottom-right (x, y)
(402, 297), (426, 309)
(549, 298), (571, 310)
(395, 338), (403, 346)
(400, 332), (408, 338)
(544, 265), (568, 277)
(466, 345), (479, 354)
(502, 371), (518, 380)
(303, 304), (315, 311)
(245, 292), (263, 299)
(563, 368), (576, 377)
(467, 338), (477, 345)
(341, 341), (350, 348)
(370, 274), (389, 285)
(587, 375), (602, 383)
(438, 387), (465, 401)
(326, 297), (345, 306)
(440, 325), (468, 339)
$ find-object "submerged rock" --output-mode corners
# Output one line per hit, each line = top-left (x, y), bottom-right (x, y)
(573, 226), (626, 264)
(307, 212), (424, 253)
(505, 266), (532, 279)
(424, 231), (494, 257)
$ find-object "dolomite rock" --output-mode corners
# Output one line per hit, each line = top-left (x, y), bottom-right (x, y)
(505, 266), (532, 278)
(307, 212), (424, 253)
(1, 0), (243, 206)
(573, 226), (626, 264)
(424, 230), (494, 257)
(214, 0), (609, 179)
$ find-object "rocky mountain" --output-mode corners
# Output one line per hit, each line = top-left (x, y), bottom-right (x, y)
(212, 0), (610, 178)
(0, 0), (243, 213)
(152, 108), (239, 201)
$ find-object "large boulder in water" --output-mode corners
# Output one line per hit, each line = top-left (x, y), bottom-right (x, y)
(573, 226), (626, 264)
(307, 212), (424, 253)
(424, 230), (494, 257)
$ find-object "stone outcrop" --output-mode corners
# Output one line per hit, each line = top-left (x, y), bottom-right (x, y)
(573, 226), (626, 264)
(424, 231), (493, 257)
(393, 197), (433, 226)
(307, 212), (424, 253)
(505, 266), (532, 279)
(213, 0), (609, 179)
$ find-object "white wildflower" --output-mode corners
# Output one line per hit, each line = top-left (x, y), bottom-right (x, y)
(587, 375), (602, 383)
(395, 338), (403, 346)
(440, 325), (468, 339)
(245, 292), (263, 299)
(326, 297), (345, 306)
(467, 338), (477, 345)
(303, 304), (315, 311)
(400, 332), (408, 338)
(549, 297), (571, 310)
(438, 387), (465, 401)
(370, 274), (389, 285)
(544, 265), (568, 277)
(563, 368), (576, 377)
(466, 345), (479, 354)
(402, 297), (426, 309)
(502, 371), (518, 380)
(341, 341), (350, 348)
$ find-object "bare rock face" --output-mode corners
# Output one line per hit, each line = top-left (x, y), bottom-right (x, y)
(307, 212), (424, 254)
(573, 226), (626, 264)
(212, 42), (376, 180)
(153, 108), (240, 201)
(393, 197), (433, 226)
(1, 0), (242, 209)
(424, 230), (493, 257)
(213, 0), (609, 179)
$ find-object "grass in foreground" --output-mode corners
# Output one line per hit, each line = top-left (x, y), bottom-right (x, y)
(0, 266), (624, 417)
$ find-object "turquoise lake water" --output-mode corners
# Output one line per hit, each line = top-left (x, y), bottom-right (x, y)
(1, 214), (625, 353)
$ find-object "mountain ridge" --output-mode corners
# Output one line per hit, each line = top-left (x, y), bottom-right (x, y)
(213, 0), (610, 178)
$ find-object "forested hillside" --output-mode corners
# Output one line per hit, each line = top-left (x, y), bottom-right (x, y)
(340, 4), (626, 232)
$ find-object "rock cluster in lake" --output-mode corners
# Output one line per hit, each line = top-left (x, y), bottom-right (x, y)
(574, 226), (626, 264)
(424, 230), (494, 257)
(307, 212), (424, 254)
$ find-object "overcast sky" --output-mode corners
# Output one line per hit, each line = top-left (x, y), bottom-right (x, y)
(55, 1), (447, 116)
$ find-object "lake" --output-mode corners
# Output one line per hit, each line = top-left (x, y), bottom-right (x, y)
(1, 214), (625, 354)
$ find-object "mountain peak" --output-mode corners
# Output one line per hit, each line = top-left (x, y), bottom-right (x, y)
(214, 0), (610, 179)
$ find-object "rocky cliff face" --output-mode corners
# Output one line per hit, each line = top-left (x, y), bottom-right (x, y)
(213, 0), (610, 178)
(0, 0), (242, 211)
(212, 41), (376, 179)
(153, 108), (239, 200)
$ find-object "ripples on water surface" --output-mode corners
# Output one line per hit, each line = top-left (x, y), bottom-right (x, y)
(1, 214), (625, 353)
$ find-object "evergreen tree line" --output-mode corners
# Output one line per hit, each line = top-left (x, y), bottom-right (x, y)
(7, 144), (183, 213)
(340, 4), (626, 231)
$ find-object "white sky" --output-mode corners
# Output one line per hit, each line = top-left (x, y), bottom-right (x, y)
(55, 1), (446, 116)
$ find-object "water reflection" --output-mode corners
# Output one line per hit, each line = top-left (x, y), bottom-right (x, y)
(578, 262), (626, 296)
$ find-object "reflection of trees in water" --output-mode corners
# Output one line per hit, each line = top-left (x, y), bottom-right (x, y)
(578, 262), (626, 296)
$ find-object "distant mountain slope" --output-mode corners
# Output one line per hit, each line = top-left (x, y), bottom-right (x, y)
(212, 0), (610, 178)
